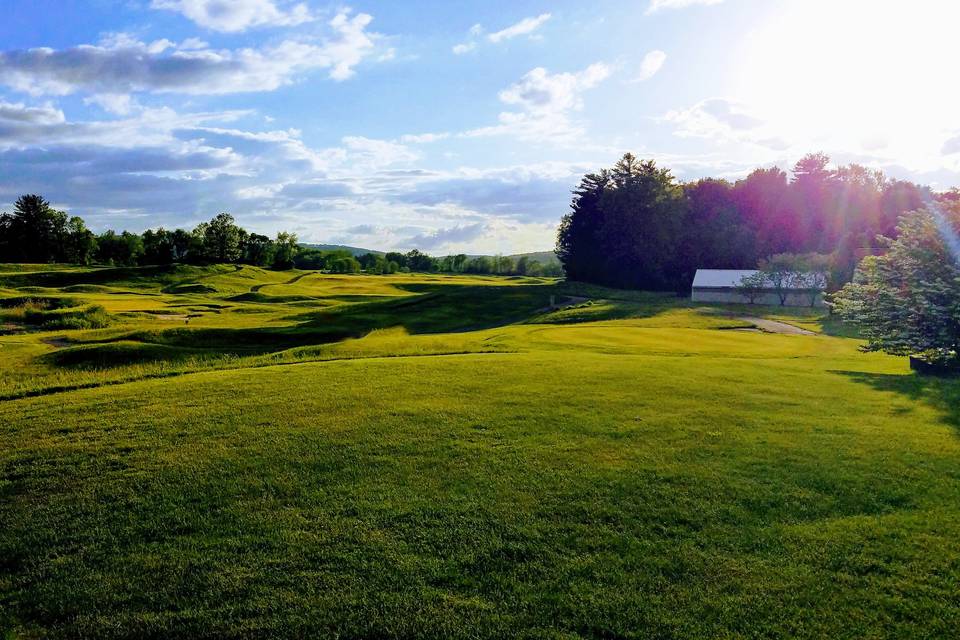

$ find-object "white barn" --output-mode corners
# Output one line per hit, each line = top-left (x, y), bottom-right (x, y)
(691, 269), (826, 307)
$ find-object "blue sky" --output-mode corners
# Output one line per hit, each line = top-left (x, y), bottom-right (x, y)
(1, 0), (958, 253)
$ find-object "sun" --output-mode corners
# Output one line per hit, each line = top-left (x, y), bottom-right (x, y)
(733, 0), (960, 169)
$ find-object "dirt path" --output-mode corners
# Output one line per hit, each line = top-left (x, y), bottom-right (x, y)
(738, 317), (816, 335)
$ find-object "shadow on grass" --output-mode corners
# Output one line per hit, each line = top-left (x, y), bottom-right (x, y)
(696, 303), (860, 338)
(0, 264), (234, 290)
(54, 284), (564, 367)
(42, 281), (689, 370)
(833, 370), (960, 429)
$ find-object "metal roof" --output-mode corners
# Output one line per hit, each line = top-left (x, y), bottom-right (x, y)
(692, 269), (826, 290)
(692, 269), (761, 288)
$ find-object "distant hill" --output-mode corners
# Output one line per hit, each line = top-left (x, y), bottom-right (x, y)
(506, 251), (559, 265)
(300, 244), (384, 257)
(465, 251), (560, 264)
(301, 244), (559, 264)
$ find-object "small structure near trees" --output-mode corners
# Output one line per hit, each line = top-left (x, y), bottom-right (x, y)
(691, 268), (827, 307)
(692, 253), (830, 306)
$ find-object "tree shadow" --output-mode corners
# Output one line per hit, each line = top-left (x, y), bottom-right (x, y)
(831, 369), (960, 430)
(45, 281), (689, 369)
(61, 284), (564, 366)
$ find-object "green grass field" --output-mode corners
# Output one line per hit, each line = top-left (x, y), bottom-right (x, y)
(2, 265), (959, 638)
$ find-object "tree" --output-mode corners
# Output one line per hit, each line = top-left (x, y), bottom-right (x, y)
(679, 179), (758, 284)
(330, 256), (361, 273)
(732, 167), (795, 257)
(515, 256), (530, 276)
(273, 231), (298, 269)
(66, 217), (97, 265)
(357, 252), (379, 270)
(385, 252), (407, 269)
(759, 253), (800, 306)
(201, 213), (242, 263)
(832, 208), (960, 366)
(791, 253), (831, 307)
(96, 230), (143, 266)
(365, 256), (390, 274)
(171, 228), (196, 262)
(790, 152), (838, 253)
(556, 170), (611, 284)
(735, 272), (767, 305)
(464, 256), (493, 274)
(405, 249), (436, 272)
(0, 195), (64, 262)
(244, 233), (275, 266)
(142, 228), (176, 264)
(557, 154), (687, 291)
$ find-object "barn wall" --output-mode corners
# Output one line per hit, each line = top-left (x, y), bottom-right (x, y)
(691, 287), (824, 307)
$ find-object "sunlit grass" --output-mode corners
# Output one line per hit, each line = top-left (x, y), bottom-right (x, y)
(1, 264), (958, 638)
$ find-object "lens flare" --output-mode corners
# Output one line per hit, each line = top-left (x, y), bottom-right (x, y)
(925, 196), (960, 266)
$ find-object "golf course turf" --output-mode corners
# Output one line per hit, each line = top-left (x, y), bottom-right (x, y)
(1, 265), (958, 638)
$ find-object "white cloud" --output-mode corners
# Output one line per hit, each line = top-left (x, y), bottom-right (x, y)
(400, 132), (450, 144)
(499, 63), (610, 113)
(943, 135), (960, 156)
(0, 100), (65, 126)
(83, 93), (138, 115)
(150, 0), (312, 33)
(646, 0), (725, 14)
(323, 12), (379, 81)
(402, 222), (489, 250)
(0, 96), (585, 252)
(663, 98), (761, 136)
(631, 50), (667, 82)
(465, 63), (610, 142)
(341, 136), (419, 168)
(487, 13), (551, 43)
(0, 12), (381, 96)
(661, 98), (789, 151)
(453, 15), (550, 55)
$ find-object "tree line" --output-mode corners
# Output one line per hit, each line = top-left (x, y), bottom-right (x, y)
(0, 195), (301, 269)
(557, 152), (957, 291)
(0, 194), (563, 276)
(294, 247), (561, 277)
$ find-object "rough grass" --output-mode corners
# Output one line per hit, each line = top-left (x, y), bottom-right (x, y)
(1, 265), (959, 638)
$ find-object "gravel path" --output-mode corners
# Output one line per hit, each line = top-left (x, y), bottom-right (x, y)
(738, 317), (816, 335)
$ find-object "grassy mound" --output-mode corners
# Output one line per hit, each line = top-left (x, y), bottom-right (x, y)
(61, 284), (113, 293)
(0, 296), (112, 330)
(162, 283), (218, 294)
(227, 291), (317, 303)
(41, 341), (207, 369)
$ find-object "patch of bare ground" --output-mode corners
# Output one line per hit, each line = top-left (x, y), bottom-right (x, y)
(737, 317), (816, 335)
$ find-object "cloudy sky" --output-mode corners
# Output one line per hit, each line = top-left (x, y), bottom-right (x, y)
(1, 0), (959, 253)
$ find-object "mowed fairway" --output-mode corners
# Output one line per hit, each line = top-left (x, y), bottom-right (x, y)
(2, 267), (960, 638)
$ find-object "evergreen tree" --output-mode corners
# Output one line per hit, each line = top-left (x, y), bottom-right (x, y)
(833, 207), (960, 365)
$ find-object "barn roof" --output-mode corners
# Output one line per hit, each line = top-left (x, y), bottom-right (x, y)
(692, 269), (826, 290)
(692, 269), (760, 288)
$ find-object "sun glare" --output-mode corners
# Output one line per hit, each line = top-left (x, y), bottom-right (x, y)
(735, 0), (960, 168)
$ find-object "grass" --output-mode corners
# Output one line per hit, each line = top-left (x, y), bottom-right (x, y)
(1, 264), (959, 638)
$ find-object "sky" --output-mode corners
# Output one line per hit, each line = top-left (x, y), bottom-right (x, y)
(1, 0), (959, 254)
